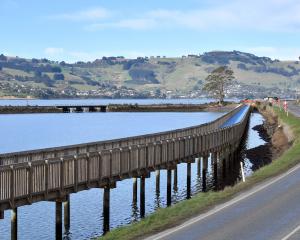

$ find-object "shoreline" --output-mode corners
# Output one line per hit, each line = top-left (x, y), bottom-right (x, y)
(0, 96), (35, 100)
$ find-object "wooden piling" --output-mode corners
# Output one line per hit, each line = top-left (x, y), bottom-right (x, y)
(155, 170), (160, 193)
(63, 195), (70, 233)
(167, 169), (172, 206)
(103, 186), (110, 234)
(133, 178), (138, 203)
(11, 208), (17, 240)
(187, 162), (191, 199)
(0, 210), (4, 219)
(212, 152), (218, 190)
(202, 155), (208, 192)
(55, 201), (62, 240)
(222, 150), (227, 180)
(173, 166), (178, 191)
(140, 176), (145, 218)
(197, 157), (201, 177)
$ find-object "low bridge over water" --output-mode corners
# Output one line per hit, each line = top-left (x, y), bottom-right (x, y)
(56, 104), (107, 113)
(0, 104), (251, 239)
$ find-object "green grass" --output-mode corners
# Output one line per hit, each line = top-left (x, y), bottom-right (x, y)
(97, 106), (300, 240)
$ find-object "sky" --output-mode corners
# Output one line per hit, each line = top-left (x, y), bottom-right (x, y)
(1, 0), (300, 63)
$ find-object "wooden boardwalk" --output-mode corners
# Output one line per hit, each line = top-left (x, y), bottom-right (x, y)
(0, 104), (251, 239)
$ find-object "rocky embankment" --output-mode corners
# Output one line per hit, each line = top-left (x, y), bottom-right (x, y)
(246, 103), (293, 170)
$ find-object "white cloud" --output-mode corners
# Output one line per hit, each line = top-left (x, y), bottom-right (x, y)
(83, 0), (300, 32)
(146, 9), (237, 30)
(149, 0), (300, 32)
(241, 46), (300, 60)
(44, 47), (64, 56)
(52, 7), (111, 21)
(86, 18), (156, 31)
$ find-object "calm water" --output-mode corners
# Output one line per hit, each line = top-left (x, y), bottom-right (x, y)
(0, 98), (240, 106)
(0, 112), (224, 154)
(0, 110), (266, 240)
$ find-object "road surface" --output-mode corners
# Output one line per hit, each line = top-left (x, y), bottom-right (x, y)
(287, 101), (300, 118)
(146, 163), (300, 240)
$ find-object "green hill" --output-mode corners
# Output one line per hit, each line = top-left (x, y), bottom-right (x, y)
(0, 51), (299, 98)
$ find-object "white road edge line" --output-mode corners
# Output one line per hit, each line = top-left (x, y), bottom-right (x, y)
(281, 224), (300, 240)
(146, 163), (300, 240)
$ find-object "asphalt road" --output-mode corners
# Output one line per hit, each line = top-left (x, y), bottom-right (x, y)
(288, 101), (300, 117)
(146, 163), (300, 240)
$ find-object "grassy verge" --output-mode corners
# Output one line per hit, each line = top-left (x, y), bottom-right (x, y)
(98, 105), (300, 240)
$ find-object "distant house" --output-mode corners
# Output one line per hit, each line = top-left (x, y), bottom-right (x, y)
(264, 96), (279, 102)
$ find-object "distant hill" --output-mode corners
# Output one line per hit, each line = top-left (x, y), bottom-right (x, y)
(0, 51), (299, 98)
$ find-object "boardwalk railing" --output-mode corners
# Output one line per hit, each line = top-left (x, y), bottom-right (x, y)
(0, 104), (250, 213)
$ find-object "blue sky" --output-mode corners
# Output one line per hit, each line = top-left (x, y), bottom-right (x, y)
(1, 0), (300, 62)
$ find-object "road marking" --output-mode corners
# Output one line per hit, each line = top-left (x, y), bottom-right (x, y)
(146, 163), (300, 240)
(281, 224), (300, 240)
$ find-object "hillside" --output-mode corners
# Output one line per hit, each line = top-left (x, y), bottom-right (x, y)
(0, 51), (299, 99)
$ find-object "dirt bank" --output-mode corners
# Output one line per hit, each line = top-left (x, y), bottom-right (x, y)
(247, 105), (294, 167)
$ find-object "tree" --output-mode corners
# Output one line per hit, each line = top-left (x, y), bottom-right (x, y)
(0, 54), (7, 61)
(53, 73), (65, 80)
(203, 66), (234, 105)
(34, 70), (42, 78)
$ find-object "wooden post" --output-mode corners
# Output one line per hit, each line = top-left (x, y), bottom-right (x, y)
(0, 210), (4, 219)
(133, 178), (138, 203)
(63, 195), (70, 233)
(222, 150), (227, 180)
(167, 169), (172, 206)
(140, 176), (145, 218)
(55, 201), (62, 240)
(187, 162), (191, 199)
(202, 155), (208, 192)
(103, 186), (110, 234)
(197, 157), (201, 177)
(227, 151), (232, 175)
(240, 162), (245, 182)
(11, 208), (17, 240)
(229, 151), (235, 183)
(212, 152), (218, 190)
(173, 166), (178, 191)
(155, 170), (160, 193)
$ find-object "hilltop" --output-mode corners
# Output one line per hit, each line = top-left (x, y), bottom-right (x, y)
(0, 51), (299, 99)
